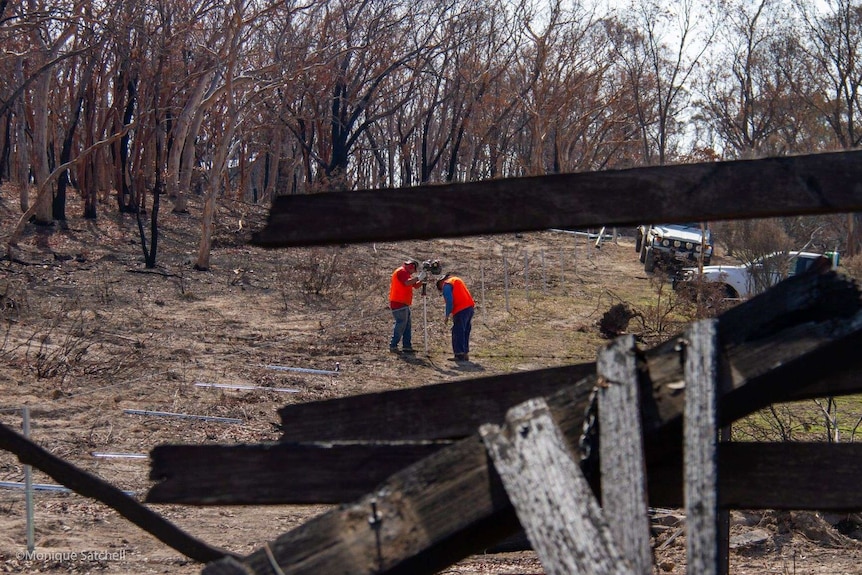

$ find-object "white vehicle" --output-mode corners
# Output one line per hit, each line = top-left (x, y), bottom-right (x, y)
(675, 250), (840, 300)
(636, 223), (713, 272)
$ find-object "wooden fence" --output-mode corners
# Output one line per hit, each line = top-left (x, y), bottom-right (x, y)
(179, 268), (862, 575)
(5, 150), (862, 574)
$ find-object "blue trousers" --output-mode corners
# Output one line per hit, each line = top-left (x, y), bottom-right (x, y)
(451, 306), (474, 355)
(390, 306), (412, 349)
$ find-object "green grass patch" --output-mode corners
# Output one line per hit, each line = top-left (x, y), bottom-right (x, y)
(733, 395), (862, 442)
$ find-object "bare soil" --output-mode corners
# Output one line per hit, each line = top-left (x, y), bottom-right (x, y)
(1, 187), (860, 574)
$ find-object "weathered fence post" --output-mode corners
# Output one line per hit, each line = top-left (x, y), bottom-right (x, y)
(595, 226), (606, 248)
(480, 333), (654, 575)
(597, 335), (652, 574)
(480, 398), (628, 575)
(684, 319), (721, 575)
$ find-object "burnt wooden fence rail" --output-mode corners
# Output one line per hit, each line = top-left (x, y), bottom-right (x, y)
(6, 151), (862, 574)
(252, 149), (862, 246)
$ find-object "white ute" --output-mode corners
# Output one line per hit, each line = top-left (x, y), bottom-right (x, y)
(675, 250), (840, 299)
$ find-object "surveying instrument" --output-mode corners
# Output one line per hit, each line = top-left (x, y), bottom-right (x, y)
(418, 259), (442, 354)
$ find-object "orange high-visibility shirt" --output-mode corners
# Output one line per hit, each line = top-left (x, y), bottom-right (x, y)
(442, 276), (475, 315)
(389, 266), (415, 307)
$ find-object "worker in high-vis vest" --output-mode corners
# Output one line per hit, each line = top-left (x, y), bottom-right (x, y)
(389, 259), (425, 353)
(436, 273), (476, 361)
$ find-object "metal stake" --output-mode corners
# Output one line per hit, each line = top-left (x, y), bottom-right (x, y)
(423, 291), (429, 355)
(23, 407), (34, 553)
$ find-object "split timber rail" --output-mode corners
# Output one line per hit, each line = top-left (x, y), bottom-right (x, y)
(3, 150), (862, 574)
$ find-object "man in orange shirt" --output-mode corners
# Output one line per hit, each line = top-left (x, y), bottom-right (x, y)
(436, 273), (475, 361)
(389, 259), (425, 353)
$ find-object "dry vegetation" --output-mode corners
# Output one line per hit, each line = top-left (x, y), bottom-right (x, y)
(1, 187), (861, 574)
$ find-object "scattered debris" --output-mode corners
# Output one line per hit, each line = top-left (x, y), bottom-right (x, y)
(598, 303), (639, 338)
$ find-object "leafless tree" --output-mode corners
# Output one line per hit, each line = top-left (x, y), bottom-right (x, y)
(610, 0), (717, 166)
(396, 0), (529, 185)
(269, 0), (450, 191)
(790, 0), (862, 256)
(20, 2), (78, 224)
(695, 0), (802, 158)
(793, 0), (862, 149)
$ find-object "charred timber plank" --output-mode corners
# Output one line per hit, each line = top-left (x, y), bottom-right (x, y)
(278, 363), (594, 442)
(201, 272), (862, 574)
(253, 150), (862, 247)
(648, 443), (862, 510)
(721, 443), (862, 510)
(146, 440), (862, 509)
(202, 434), (525, 575)
(683, 320), (720, 575)
(146, 441), (448, 505)
(597, 335), (652, 575)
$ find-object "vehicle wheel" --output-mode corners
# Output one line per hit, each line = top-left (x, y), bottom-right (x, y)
(724, 285), (739, 299)
(644, 247), (656, 272)
(635, 232), (643, 253)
